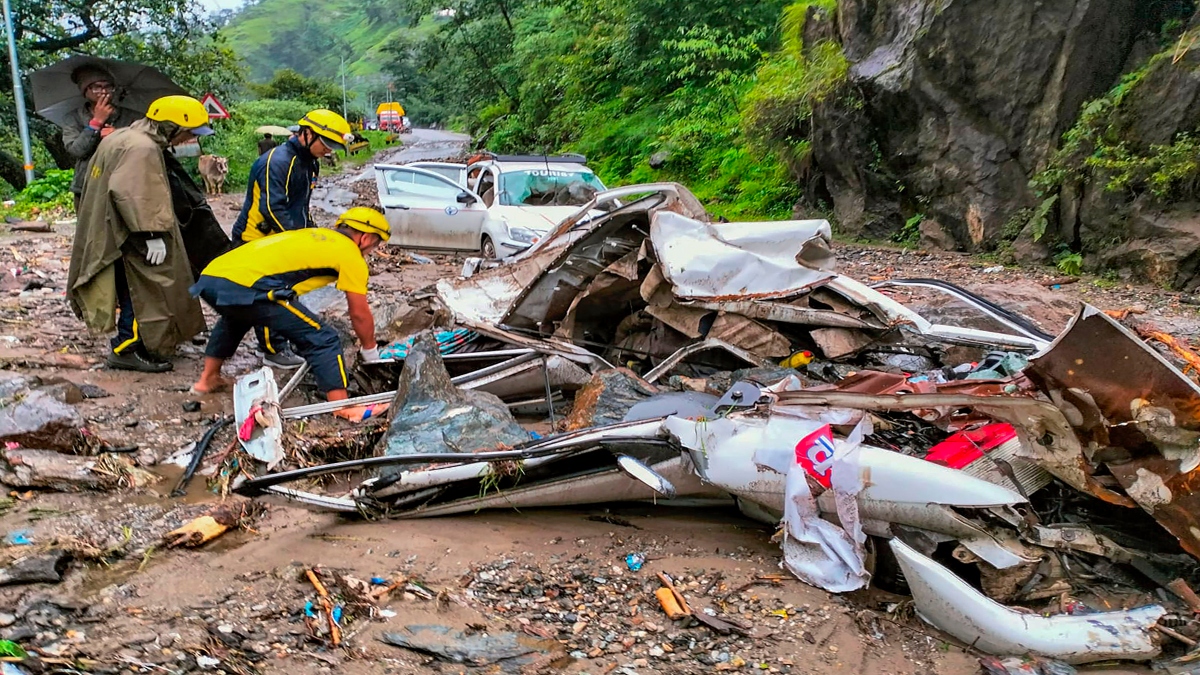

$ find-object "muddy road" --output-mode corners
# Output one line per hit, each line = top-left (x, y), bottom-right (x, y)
(0, 130), (1190, 674)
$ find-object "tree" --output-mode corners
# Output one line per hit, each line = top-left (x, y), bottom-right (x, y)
(0, 0), (246, 189)
(249, 69), (347, 111)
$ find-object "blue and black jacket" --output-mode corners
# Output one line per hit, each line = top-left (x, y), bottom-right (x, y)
(230, 136), (320, 243)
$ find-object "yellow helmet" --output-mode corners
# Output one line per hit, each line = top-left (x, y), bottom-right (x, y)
(146, 95), (214, 135)
(297, 109), (353, 153)
(336, 207), (390, 242)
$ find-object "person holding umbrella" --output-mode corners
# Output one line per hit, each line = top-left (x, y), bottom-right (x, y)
(258, 132), (276, 155)
(30, 56), (188, 208)
(67, 95), (214, 373)
(60, 66), (134, 208)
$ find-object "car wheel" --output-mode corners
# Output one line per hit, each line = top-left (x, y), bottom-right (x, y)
(481, 235), (497, 259)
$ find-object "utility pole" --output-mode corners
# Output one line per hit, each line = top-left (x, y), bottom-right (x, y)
(2, 0), (34, 185)
(340, 55), (348, 121)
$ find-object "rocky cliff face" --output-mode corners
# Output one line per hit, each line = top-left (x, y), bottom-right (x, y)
(806, 0), (1200, 286)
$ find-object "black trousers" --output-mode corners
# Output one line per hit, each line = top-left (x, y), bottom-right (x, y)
(204, 299), (347, 392)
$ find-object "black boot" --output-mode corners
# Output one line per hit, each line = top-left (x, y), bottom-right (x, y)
(107, 346), (173, 373)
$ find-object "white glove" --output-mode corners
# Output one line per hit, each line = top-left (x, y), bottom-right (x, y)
(359, 346), (381, 362)
(145, 238), (167, 265)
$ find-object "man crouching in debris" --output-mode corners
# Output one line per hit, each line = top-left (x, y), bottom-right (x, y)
(188, 207), (390, 421)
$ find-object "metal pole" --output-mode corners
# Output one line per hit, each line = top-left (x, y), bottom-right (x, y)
(340, 55), (348, 120)
(2, 0), (34, 185)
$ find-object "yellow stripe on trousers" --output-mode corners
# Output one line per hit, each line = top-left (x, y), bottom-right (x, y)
(276, 301), (321, 330)
(336, 354), (348, 389)
(113, 319), (139, 354)
(263, 326), (275, 354)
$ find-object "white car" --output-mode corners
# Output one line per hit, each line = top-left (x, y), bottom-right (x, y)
(373, 154), (607, 258)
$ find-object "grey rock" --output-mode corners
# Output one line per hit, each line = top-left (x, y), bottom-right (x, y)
(0, 390), (85, 451)
(809, 0), (1149, 250)
(0, 449), (103, 491)
(378, 332), (529, 482)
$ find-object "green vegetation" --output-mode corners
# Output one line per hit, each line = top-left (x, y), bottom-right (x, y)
(249, 70), (347, 114)
(893, 213), (924, 248)
(0, 168), (73, 220)
(196, 99), (313, 191)
(0, 0), (244, 192)
(222, 0), (434, 83)
(1031, 30), (1200, 209)
(1054, 248), (1084, 276)
(379, 0), (853, 220)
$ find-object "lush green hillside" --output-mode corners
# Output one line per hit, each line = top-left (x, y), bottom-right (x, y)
(222, 0), (438, 92)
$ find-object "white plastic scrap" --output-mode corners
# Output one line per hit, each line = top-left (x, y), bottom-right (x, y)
(754, 419), (871, 592)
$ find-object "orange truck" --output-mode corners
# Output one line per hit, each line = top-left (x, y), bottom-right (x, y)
(376, 102), (410, 134)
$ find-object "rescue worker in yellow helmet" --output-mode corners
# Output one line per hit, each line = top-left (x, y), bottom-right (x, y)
(67, 95), (213, 373)
(190, 207), (391, 420)
(229, 108), (354, 370)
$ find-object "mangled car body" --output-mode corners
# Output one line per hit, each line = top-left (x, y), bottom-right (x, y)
(232, 183), (1200, 666)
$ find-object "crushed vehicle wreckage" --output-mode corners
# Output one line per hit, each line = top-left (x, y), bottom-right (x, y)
(215, 183), (1200, 666)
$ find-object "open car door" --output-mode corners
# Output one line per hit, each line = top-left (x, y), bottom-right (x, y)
(406, 161), (467, 187)
(373, 164), (487, 250)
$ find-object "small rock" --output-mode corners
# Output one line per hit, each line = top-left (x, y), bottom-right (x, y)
(196, 655), (220, 669)
(181, 401), (201, 413)
(78, 384), (110, 399)
(127, 632), (158, 645)
(0, 613), (14, 627)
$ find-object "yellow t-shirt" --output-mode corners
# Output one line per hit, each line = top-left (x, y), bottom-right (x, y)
(201, 228), (369, 296)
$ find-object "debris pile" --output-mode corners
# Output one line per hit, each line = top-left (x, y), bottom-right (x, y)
(205, 183), (1200, 666)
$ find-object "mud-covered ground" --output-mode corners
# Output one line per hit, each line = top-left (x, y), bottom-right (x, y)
(1, 131), (1192, 674)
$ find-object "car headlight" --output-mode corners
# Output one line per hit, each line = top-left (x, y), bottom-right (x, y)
(507, 226), (537, 244)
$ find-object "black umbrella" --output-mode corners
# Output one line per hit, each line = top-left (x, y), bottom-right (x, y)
(29, 55), (188, 127)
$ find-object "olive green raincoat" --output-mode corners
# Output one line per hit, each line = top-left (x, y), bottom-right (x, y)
(67, 118), (205, 354)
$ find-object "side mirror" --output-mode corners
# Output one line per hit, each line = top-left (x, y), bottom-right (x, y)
(456, 191), (476, 205)
(615, 455), (676, 498)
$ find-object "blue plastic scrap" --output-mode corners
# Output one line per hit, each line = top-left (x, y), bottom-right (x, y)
(3, 530), (32, 546)
(625, 553), (646, 572)
(379, 329), (480, 361)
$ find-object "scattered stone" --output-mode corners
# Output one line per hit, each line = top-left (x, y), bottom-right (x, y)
(76, 384), (110, 399)
(0, 549), (70, 586)
(0, 390), (86, 451)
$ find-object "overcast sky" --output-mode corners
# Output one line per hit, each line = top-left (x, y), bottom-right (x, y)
(198, 0), (243, 13)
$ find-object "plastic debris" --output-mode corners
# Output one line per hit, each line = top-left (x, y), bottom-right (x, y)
(379, 328), (478, 360)
(625, 552), (645, 571)
(3, 530), (32, 546)
(0, 640), (27, 658)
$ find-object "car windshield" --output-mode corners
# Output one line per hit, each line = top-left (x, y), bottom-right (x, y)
(498, 169), (606, 207)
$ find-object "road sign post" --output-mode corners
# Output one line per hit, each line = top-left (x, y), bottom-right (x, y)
(200, 93), (230, 119)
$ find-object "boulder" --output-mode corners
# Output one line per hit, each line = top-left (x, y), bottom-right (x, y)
(1095, 205), (1200, 291)
(378, 332), (529, 482)
(811, 0), (1155, 248)
(0, 390), (85, 452)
